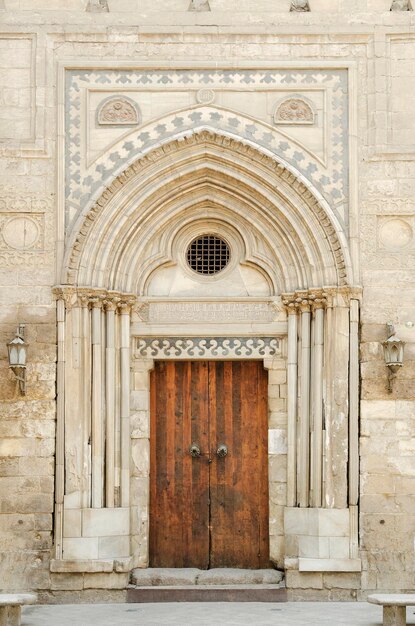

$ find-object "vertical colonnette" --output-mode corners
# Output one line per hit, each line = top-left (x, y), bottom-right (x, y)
(282, 287), (361, 509)
(53, 287), (135, 562)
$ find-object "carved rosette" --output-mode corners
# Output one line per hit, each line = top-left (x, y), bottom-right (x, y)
(274, 98), (315, 125)
(97, 97), (140, 126)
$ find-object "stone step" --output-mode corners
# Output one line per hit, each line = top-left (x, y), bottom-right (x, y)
(130, 567), (284, 587)
(127, 584), (287, 603)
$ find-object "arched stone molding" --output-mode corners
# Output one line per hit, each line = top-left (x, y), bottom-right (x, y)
(63, 131), (352, 292)
(66, 105), (348, 237)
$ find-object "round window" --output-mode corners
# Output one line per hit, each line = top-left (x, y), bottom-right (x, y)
(186, 234), (231, 276)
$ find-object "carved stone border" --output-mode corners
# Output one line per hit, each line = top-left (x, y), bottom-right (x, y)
(135, 336), (281, 359)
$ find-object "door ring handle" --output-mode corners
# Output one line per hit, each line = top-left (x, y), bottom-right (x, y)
(216, 444), (228, 458)
(189, 443), (201, 458)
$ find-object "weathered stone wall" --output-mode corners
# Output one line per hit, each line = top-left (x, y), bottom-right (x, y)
(0, 0), (414, 599)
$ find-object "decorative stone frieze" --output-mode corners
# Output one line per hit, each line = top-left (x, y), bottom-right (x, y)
(274, 97), (315, 125)
(97, 97), (140, 126)
(290, 0), (310, 11)
(135, 336), (281, 359)
(390, 0), (412, 10)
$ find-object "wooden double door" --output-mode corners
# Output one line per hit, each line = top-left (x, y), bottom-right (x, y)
(149, 360), (270, 569)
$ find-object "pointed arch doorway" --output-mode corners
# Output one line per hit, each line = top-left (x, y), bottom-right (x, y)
(149, 360), (270, 569)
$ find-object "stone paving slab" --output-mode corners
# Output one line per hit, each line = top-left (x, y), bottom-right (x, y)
(21, 602), (415, 626)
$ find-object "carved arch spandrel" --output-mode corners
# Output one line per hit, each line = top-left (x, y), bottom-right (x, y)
(63, 131), (353, 292)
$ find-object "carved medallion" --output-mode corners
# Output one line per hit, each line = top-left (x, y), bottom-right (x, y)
(97, 97), (140, 126)
(0, 215), (42, 250)
(196, 89), (215, 104)
(378, 217), (414, 251)
(274, 97), (315, 125)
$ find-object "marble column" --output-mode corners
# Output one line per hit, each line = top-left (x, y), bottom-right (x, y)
(91, 298), (104, 508)
(298, 296), (311, 508)
(286, 303), (298, 507)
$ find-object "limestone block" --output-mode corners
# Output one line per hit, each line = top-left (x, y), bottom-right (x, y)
(318, 509), (349, 537)
(323, 572), (361, 589)
(62, 538), (99, 560)
(50, 572), (84, 591)
(82, 508), (130, 537)
(83, 572), (129, 590)
(286, 571), (323, 589)
(285, 508), (319, 536)
(268, 455), (287, 482)
(299, 558), (362, 572)
(131, 439), (149, 477)
(50, 559), (113, 573)
(98, 536), (130, 559)
(329, 537), (350, 559)
(63, 509), (82, 538)
(298, 536), (330, 559)
(268, 429), (287, 454)
(0, 438), (36, 457)
(130, 390), (149, 411)
(130, 411), (149, 438)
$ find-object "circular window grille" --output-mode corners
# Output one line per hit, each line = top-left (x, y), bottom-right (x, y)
(186, 235), (231, 275)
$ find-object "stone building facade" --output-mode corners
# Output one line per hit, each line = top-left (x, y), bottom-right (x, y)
(0, 0), (414, 602)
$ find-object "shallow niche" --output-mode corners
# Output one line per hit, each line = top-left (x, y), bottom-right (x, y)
(97, 96), (141, 127)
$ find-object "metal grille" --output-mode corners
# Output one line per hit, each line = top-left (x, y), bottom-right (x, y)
(187, 235), (230, 275)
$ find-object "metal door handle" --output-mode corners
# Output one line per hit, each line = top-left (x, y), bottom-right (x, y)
(189, 443), (201, 458)
(216, 444), (228, 458)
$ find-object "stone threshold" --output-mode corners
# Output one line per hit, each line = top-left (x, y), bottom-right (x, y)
(130, 567), (284, 587)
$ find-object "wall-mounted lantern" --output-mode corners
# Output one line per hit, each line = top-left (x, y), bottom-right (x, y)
(7, 324), (28, 395)
(382, 323), (405, 393)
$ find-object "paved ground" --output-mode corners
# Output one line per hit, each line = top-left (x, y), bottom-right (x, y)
(22, 602), (415, 626)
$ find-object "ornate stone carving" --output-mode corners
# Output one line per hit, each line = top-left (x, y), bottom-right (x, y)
(86, 0), (109, 11)
(0, 214), (44, 251)
(188, 0), (211, 11)
(390, 0), (412, 10)
(290, 0), (310, 11)
(275, 98), (315, 125)
(135, 337), (281, 359)
(377, 216), (414, 251)
(52, 286), (136, 311)
(196, 89), (215, 104)
(97, 97), (140, 126)
(282, 289), (328, 313)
